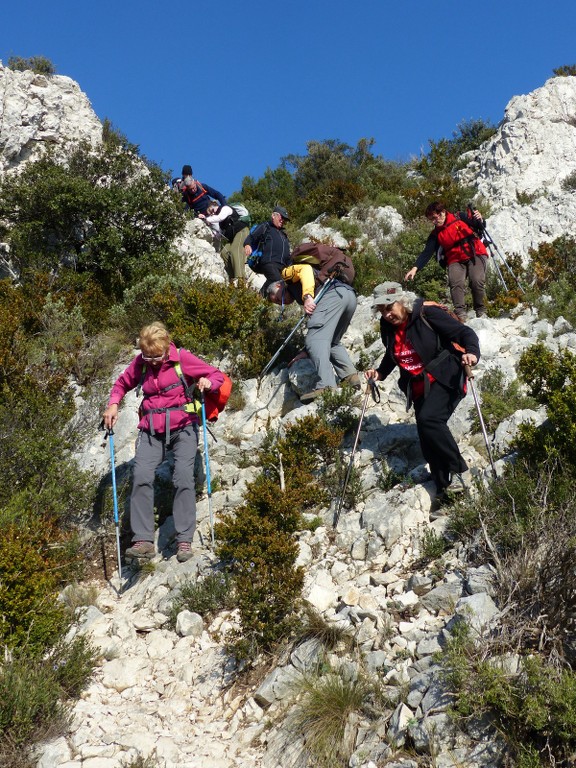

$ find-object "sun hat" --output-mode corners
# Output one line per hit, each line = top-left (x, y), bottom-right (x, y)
(371, 281), (406, 308)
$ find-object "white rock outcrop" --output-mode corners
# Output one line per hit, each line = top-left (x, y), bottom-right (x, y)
(0, 63), (102, 174)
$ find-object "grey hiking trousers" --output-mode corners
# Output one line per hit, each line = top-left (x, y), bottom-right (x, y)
(447, 256), (487, 318)
(130, 425), (198, 545)
(305, 283), (357, 389)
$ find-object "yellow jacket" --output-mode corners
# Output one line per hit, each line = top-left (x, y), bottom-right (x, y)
(281, 263), (316, 300)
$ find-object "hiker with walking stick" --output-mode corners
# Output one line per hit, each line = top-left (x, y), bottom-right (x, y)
(365, 282), (480, 512)
(263, 257), (360, 402)
(405, 201), (488, 321)
(102, 322), (224, 563)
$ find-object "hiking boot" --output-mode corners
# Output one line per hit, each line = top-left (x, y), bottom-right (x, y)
(449, 473), (468, 493)
(177, 541), (194, 563)
(429, 490), (450, 519)
(341, 373), (362, 391)
(125, 541), (155, 560)
(300, 388), (329, 403)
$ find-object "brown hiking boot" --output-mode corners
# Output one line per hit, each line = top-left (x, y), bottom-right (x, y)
(300, 387), (336, 403)
(341, 373), (362, 390)
(176, 541), (194, 563)
(125, 541), (155, 560)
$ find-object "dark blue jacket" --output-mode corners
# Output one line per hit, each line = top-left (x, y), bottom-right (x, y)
(182, 181), (226, 214)
(244, 221), (291, 268)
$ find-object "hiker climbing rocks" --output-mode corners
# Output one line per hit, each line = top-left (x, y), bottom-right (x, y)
(244, 206), (291, 284)
(177, 165), (227, 215)
(102, 322), (224, 563)
(199, 201), (249, 281)
(405, 201), (488, 320)
(265, 259), (360, 402)
(365, 282), (480, 507)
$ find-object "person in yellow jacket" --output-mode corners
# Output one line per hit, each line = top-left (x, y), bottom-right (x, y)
(263, 263), (360, 402)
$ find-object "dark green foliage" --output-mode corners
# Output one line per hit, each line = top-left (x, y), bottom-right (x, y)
(442, 622), (576, 766)
(473, 367), (537, 436)
(406, 119), (496, 218)
(0, 142), (185, 300)
(0, 637), (96, 767)
(517, 342), (576, 463)
(169, 571), (235, 625)
(7, 55), (56, 75)
(216, 415), (344, 657)
(113, 272), (298, 378)
(0, 384), (95, 525)
(553, 64), (576, 76)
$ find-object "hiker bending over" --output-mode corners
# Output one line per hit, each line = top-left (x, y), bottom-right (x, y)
(198, 202), (249, 281)
(405, 201), (488, 320)
(102, 322), (224, 563)
(177, 164), (227, 215)
(265, 262), (360, 403)
(244, 206), (291, 284)
(365, 282), (480, 507)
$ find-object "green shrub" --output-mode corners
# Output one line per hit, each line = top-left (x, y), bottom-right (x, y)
(169, 571), (235, 625)
(0, 521), (75, 654)
(0, 145), (184, 300)
(553, 64), (576, 77)
(0, 636), (96, 767)
(473, 367), (537, 436)
(111, 273), (296, 378)
(291, 666), (373, 768)
(216, 415), (345, 657)
(7, 55), (56, 75)
(442, 622), (576, 766)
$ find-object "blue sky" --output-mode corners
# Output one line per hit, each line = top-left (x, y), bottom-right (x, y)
(3, 1), (575, 197)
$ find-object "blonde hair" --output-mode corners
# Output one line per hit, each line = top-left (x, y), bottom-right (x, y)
(138, 321), (171, 357)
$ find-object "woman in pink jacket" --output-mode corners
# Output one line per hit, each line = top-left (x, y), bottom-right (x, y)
(103, 322), (224, 563)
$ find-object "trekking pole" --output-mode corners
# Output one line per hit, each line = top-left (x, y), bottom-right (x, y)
(482, 227), (525, 293)
(333, 377), (380, 529)
(260, 276), (336, 378)
(102, 426), (123, 581)
(200, 392), (215, 548)
(464, 365), (498, 479)
(467, 203), (524, 293)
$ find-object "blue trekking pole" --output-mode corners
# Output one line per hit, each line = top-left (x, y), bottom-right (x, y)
(105, 427), (123, 580)
(260, 276), (336, 378)
(200, 393), (215, 548)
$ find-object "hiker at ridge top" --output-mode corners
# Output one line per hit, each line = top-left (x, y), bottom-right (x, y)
(404, 201), (488, 321)
(264, 260), (360, 403)
(365, 282), (480, 505)
(102, 321), (224, 563)
(244, 206), (291, 284)
(198, 201), (249, 281)
(177, 164), (227, 215)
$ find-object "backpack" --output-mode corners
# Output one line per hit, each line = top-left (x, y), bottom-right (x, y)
(290, 242), (355, 285)
(138, 350), (232, 424)
(246, 222), (269, 270)
(420, 301), (466, 355)
(435, 211), (486, 269)
(229, 203), (251, 228)
(220, 205), (250, 243)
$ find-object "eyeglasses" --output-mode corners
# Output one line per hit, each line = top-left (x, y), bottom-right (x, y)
(142, 354), (166, 363)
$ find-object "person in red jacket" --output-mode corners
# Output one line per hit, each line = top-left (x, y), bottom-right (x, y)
(103, 322), (224, 563)
(405, 201), (488, 320)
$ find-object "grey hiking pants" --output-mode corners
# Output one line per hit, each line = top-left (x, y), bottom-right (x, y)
(130, 425), (198, 544)
(447, 256), (487, 318)
(305, 283), (357, 389)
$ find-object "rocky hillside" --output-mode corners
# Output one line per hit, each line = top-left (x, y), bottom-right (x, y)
(2, 67), (575, 767)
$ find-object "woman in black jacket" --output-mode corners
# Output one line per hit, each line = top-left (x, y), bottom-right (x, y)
(365, 282), (480, 501)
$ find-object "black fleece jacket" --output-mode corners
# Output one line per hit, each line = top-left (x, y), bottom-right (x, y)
(376, 298), (481, 396)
